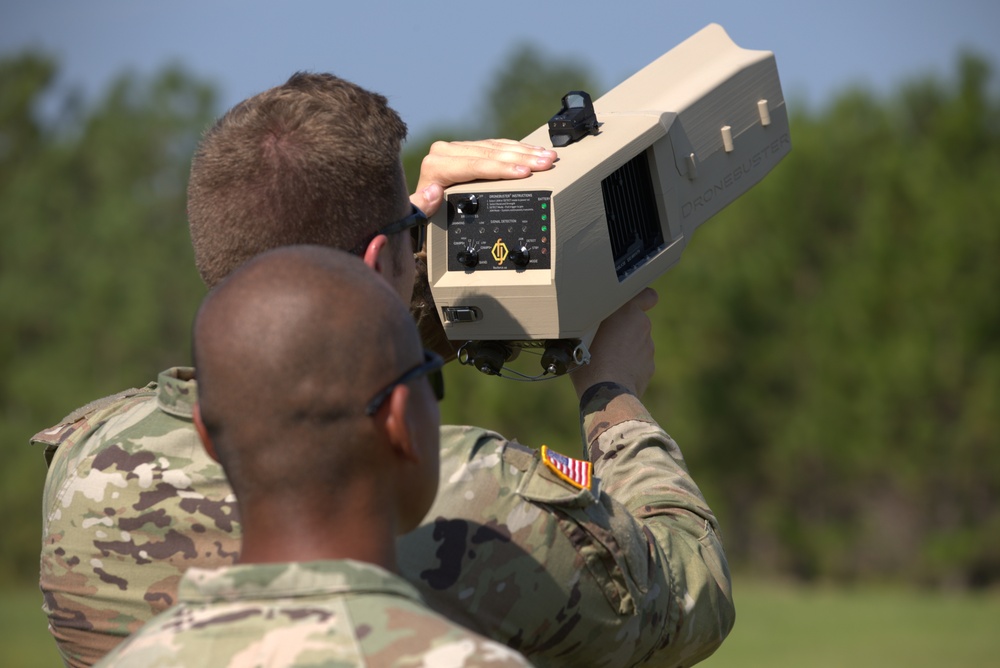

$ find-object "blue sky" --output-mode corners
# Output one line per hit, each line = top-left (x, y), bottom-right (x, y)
(2, 1), (997, 140)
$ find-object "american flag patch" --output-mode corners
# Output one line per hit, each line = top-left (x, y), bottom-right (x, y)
(541, 446), (593, 491)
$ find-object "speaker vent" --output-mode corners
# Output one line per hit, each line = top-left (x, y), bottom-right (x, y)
(601, 151), (664, 280)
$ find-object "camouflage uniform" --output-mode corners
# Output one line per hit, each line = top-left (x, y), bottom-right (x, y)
(37, 368), (239, 668)
(94, 560), (533, 667)
(36, 370), (733, 668)
(400, 382), (733, 667)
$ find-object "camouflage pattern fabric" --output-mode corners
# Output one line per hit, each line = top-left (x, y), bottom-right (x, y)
(35, 370), (733, 667)
(398, 382), (734, 667)
(36, 368), (240, 668)
(94, 560), (533, 667)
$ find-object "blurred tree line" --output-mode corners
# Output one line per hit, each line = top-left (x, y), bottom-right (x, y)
(1, 45), (997, 590)
(1, 53), (215, 585)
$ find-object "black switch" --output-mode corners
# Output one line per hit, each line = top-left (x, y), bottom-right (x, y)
(442, 306), (481, 323)
(457, 249), (479, 268)
(456, 195), (479, 215)
(511, 246), (530, 267)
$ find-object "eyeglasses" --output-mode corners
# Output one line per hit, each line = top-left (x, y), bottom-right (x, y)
(376, 204), (428, 254)
(365, 349), (445, 416)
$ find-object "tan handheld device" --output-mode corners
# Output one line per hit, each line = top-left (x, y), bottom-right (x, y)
(427, 24), (791, 378)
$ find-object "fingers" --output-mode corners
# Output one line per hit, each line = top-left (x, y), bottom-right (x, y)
(630, 287), (659, 312)
(570, 289), (660, 400)
(411, 184), (445, 217)
(426, 139), (558, 172)
(411, 139), (558, 216)
(411, 140), (558, 213)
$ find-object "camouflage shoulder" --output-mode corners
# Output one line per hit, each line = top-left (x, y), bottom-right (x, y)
(439, 423), (507, 449)
(30, 383), (157, 466)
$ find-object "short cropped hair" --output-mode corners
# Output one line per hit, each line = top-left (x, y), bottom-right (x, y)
(188, 72), (409, 287)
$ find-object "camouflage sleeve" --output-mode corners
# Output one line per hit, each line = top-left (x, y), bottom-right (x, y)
(400, 417), (729, 668)
(33, 370), (240, 668)
(580, 382), (735, 666)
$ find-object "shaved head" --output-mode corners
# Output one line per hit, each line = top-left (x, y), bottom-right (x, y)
(192, 245), (433, 521)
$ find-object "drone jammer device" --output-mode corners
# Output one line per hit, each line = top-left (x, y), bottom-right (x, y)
(427, 24), (791, 378)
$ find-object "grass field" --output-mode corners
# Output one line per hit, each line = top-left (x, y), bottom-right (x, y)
(3, 577), (999, 666)
(703, 578), (1000, 667)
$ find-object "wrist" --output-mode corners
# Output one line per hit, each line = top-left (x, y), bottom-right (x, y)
(572, 369), (638, 402)
(578, 381), (633, 408)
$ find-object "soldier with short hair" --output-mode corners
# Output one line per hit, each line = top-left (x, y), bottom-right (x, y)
(36, 71), (734, 668)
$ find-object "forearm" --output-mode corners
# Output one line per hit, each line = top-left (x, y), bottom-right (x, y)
(581, 383), (717, 528)
(580, 382), (735, 665)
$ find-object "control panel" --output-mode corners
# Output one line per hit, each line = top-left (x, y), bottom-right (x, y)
(446, 190), (552, 272)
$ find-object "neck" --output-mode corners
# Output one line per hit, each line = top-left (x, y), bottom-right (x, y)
(236, 499), (400, 572)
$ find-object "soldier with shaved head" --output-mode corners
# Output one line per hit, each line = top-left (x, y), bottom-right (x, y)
(97, 245), (532, 667)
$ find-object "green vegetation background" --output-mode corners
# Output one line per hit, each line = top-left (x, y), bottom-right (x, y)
(2, 44), (998, 664)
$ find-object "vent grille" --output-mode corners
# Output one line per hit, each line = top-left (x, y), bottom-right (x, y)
(601, 151), (664, 280)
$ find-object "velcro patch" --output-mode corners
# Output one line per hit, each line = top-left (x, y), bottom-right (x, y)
(541, 446), (593, 491)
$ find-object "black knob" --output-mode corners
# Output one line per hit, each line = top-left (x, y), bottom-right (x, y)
(457, 249), (479, 268)
(511, 246), (530, 267)
(456, 195), (479, 215)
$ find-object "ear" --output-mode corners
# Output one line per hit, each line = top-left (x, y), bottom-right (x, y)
(362, 234), (392, 276)
(192, 403), (220, 463)
(382, 384), (421, 465)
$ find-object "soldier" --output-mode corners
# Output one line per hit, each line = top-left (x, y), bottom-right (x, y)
(94, 245), (533, 666)
(36, 72), (734, 668)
